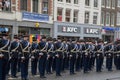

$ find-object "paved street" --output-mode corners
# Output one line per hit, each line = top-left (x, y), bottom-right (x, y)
(7, 67), (120, 80)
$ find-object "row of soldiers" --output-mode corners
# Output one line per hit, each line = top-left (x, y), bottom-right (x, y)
(0, 33), (120, 80)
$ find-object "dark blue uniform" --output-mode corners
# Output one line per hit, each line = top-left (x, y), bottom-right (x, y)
(69, 43), (77, 74)
(82, 44), (90, 73)
(114, 44), (120, 70)
(38, 41), (48, 78)
(55, 41), (63, 76)
(104, 44), (113, 71)
(9, 40), (21, 78)
(0, 38), (10, 80)
(75, 43), (82, 71)
(96, 44), (104, 72)
(46, 42), (54, 74)
(20, 40), (30, 80)
(30, 42), (39, 76)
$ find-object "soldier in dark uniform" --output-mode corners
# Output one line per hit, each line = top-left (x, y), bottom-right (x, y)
(82, 40), (90, 73)
(54, 37), (63, 76)
(104, 41), (114, 71)
(38, 36), (48, 78)
(0, 33), (10, 80)
(46, 37), (54, 74)
(52, 38), (57, 72)
(30, 37), (39, 76)
(20, 35), (30, 80)
(114, 40), (120, 70)
(8, 35), (21, 79)
(75, 40), (81, 72)
(95, 40), (104, 72)
(69, 39), (77, 75)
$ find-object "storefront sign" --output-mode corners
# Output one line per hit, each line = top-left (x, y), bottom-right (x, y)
(84, 28), (100, 34)
(22, 12), (49, 22)
(58, 25), (80, 33)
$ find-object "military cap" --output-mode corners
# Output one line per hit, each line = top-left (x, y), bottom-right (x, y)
(23, 34), (29, 37)
(33, 37), (37, 41)
(14, 35), (19, 39)
(47, 37), (52, 41)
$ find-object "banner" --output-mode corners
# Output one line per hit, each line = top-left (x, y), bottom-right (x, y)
(29, 34), (41, 44)
(22, 12), (49, 22)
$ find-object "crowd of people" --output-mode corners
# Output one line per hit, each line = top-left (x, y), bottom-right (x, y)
(0, 33), (120, 80)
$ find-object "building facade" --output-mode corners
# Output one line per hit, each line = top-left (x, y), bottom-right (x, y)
(53, 0), (102, 40)
(0, 0), (53, 40)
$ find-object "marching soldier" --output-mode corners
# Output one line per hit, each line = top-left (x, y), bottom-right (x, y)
(38, 36), (48, 78)
(8, 35), (21, 79)
(20, 35), (30, 80)
(104, 41), (114, 71)
(114, 40), (120, 70)
(95, 40), (104, 72)
(54, 37), (63, 76)
(75, 40), (81, 72)
(69, 39), (77, 75)
(82, 40), (90, 73)
(0, 33), (10, 80)
(46, 37), (54, 74)
(30, 37), (39, 76)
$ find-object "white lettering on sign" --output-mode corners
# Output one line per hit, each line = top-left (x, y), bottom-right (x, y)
(86, 28), (99, 34)
(62, 27), (78, 33)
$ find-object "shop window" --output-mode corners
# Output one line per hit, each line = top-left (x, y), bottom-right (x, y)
(32, 0), (38, 13)
(42, 0), (48, 14)
(85, 0), (90, 6)
(18, 27), (29, 35)
(57, 8), (62, 21)
(93, 12), (98, 24)
(1, 0), (11, 12)
(20, 0), (27, 11)
(84, 11), (90, 24)
(73, 10), (78, 23)
(65, 9), (70, 22)
(94, 0), (98, 7)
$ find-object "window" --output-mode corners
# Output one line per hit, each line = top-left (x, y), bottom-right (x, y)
(74, 0), (78, 4)
(106, 12), (110, 25)
(65, 9), (70, 22)
(101, 11), (105, 24)
(85, 0), (90, 6)
(93, 12), (98, 24)
(111, 13), (115, 25)
(84, 11), (90, 24)
(118, 0), (120, 7)
(32, 0), (38, 13)
(117, 12), (120, 25)
(1, 0), (11, 12)
(73, 11), (78, 22)
(58, 0), (63, 2)
(57, 8), (62, 21)
(42, 0), (48, 14)
(102, 0), (105, 7)
(94, 0), (98, 7)
(20, 0), (27, 11)
(66, 0), (71, 3)
(106, 0), (111, 8)
(112, 0), (115, 8)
